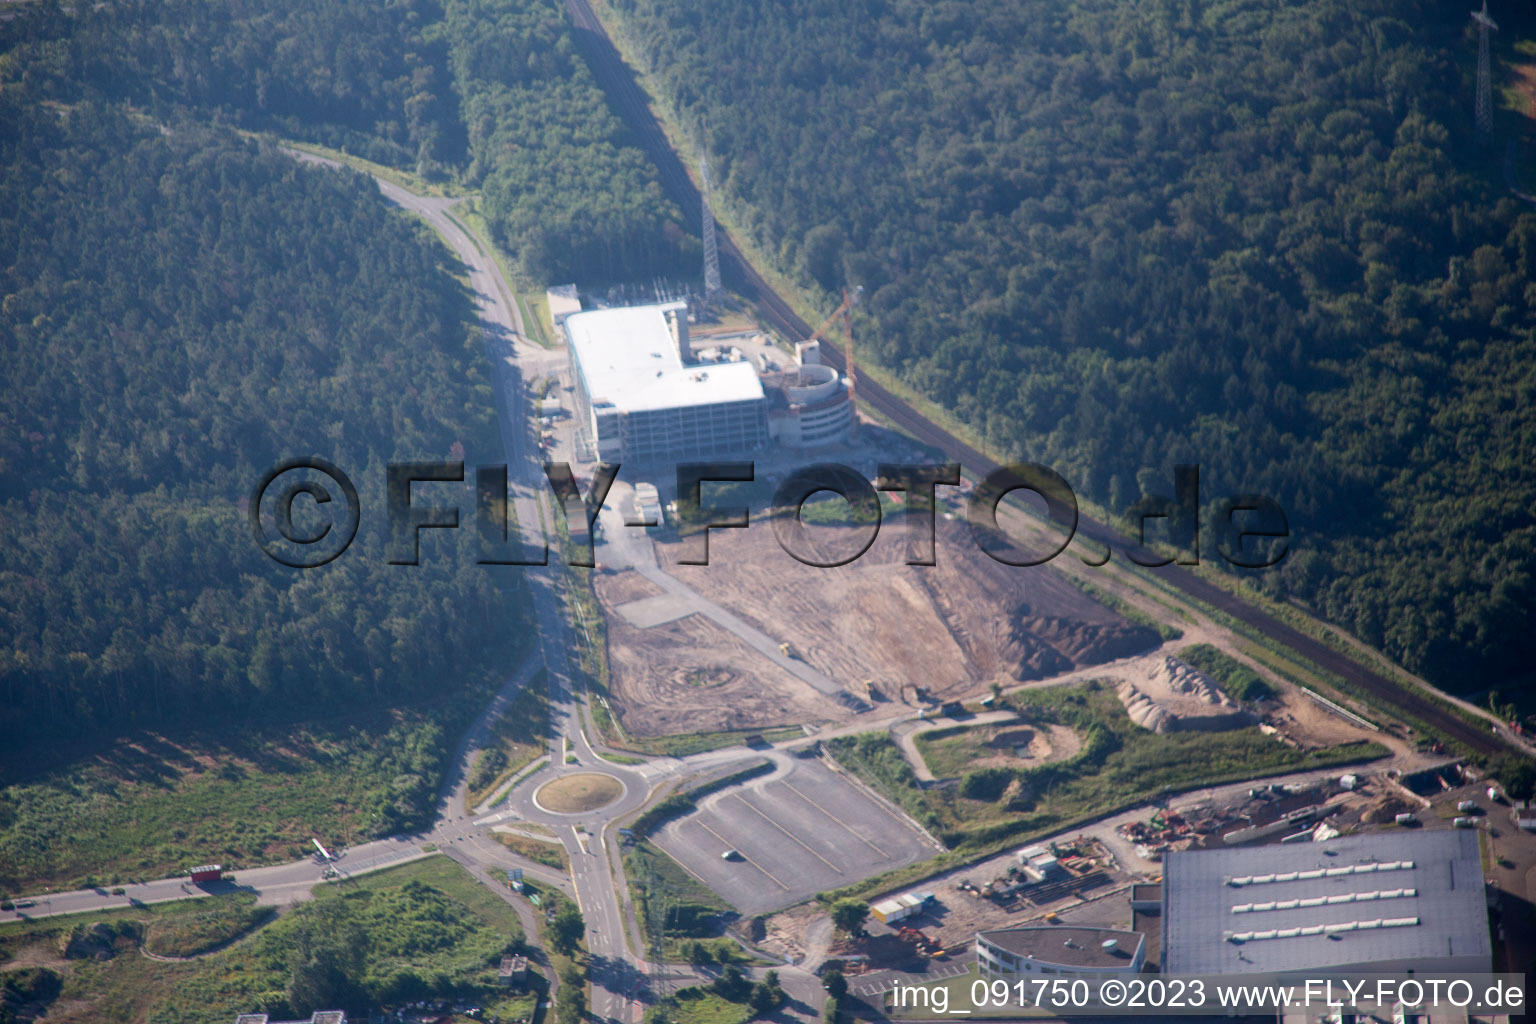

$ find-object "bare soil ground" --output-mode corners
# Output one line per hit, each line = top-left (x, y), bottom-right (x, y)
(897, 873), (1134, 952)
(535, 772), (624, 813)
(596, 567), (664, 605)
(658, 517), (1157, 692)
(1117, 654), (1255, 733)
(761, 852), (1134, 962)
(967, 724), (1082, 770)
(0, 941), (69, 971)
(601, 516), (1159, 736)
(912, 721), (1084, 780)
(1266, 686), (1386, 750)
(595, 575), (846, 736)
(758, 902), (829, 963)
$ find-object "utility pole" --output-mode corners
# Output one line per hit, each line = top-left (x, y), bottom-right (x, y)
(1473, 1), (1498, 146)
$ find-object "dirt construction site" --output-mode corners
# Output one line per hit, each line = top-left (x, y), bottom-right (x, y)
(596, 514), (1163, 738)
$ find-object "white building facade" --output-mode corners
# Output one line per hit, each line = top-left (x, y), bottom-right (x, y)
(565, 302), (768, 463)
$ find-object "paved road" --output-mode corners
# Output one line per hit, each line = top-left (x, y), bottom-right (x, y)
(0, 155), (849, 1023)
(892, 710), (1019, 784)
(6, 145), (1466, 1024)
(596, 486), (857, 706)
(372, 161), (652, 1023)
(367, 161), (849, 1022)
(559, 0), (1528, 763)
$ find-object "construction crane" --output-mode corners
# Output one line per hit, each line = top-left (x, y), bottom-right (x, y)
(807, 285), (862, 346)
(805, 285), (864, 439)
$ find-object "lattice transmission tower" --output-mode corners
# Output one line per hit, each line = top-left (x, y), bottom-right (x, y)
(1472, 1), (1498, 146)
(700, 156), (723, 304)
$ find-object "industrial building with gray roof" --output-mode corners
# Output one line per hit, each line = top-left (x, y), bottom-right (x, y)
(1162, 829), (1490, 975)
(977, 926), (1145, 977)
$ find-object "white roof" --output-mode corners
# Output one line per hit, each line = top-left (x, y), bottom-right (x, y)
(567, 302), (764, 413)
(1163, 830), (1489, 974)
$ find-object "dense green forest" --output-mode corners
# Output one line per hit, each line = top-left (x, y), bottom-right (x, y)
(0, 0), (694, 751)
(603, 0), (1536, 691)
(1, 0), (689, 282)
(0, 90), (525, 750)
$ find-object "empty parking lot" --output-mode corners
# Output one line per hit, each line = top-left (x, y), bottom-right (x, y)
(652, 756), (938, 914)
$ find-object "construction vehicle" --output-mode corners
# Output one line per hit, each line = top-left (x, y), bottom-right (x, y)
(895, 927), (943, 956)
(779, 642), (798, 659)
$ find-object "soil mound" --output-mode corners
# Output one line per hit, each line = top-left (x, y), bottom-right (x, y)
(1118, 655), (1256, 734)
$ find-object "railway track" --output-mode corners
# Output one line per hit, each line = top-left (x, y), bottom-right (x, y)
(561, 0), (1512, 760)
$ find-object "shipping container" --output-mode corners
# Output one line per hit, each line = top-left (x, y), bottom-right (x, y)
(188, 864), (223, 883)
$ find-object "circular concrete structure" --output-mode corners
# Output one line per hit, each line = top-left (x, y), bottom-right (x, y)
(780, 362), (840, 403)
(534, 772), (626, 814)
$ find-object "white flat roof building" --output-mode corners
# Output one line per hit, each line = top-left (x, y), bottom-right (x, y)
(1162, 830), (1490, 976)
(566, 302), (767, 462)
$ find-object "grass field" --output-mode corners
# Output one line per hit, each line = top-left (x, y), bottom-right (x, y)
(913, 722), (1076, 781)
(0, 855), (528, 1022)
(645, 985), (755, 1024)
(1176, 643), (1276, 703)
(823, 681), (1389, 900)
(494, 830), (571, 872)
(913, 726), (984, 781)
(0, 707), (465, 896)
(624, 840), (737, 962)
(142, 892), (274, 958)
(612, 726), (804, 759)
(466, 679), (556, 809)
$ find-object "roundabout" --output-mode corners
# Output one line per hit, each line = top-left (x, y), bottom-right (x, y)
(533, 771), (627, 815)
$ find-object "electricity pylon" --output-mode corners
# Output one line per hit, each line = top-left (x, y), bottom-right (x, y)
(700, 157), (723, 303)
(1473, 1), (1498, 146)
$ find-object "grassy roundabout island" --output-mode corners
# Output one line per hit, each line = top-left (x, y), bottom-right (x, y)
(535, 772), (625, 814)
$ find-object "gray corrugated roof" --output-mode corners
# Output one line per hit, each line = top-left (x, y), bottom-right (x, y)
(1163, 830), (1489, 974)
(979, 926), (1142, 968)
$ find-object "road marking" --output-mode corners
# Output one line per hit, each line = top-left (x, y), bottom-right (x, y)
(727, 793), (841, 872)
(692, 819), (789, 890)
(781, 779), (888, 856)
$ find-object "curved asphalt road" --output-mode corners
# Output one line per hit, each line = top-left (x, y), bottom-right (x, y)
(559, 0), (1526, 761)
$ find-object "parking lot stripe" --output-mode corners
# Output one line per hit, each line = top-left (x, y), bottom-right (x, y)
(780, 779), (888, 856)
(728, 792), (842, 872)
(693, 818), (790, 890)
